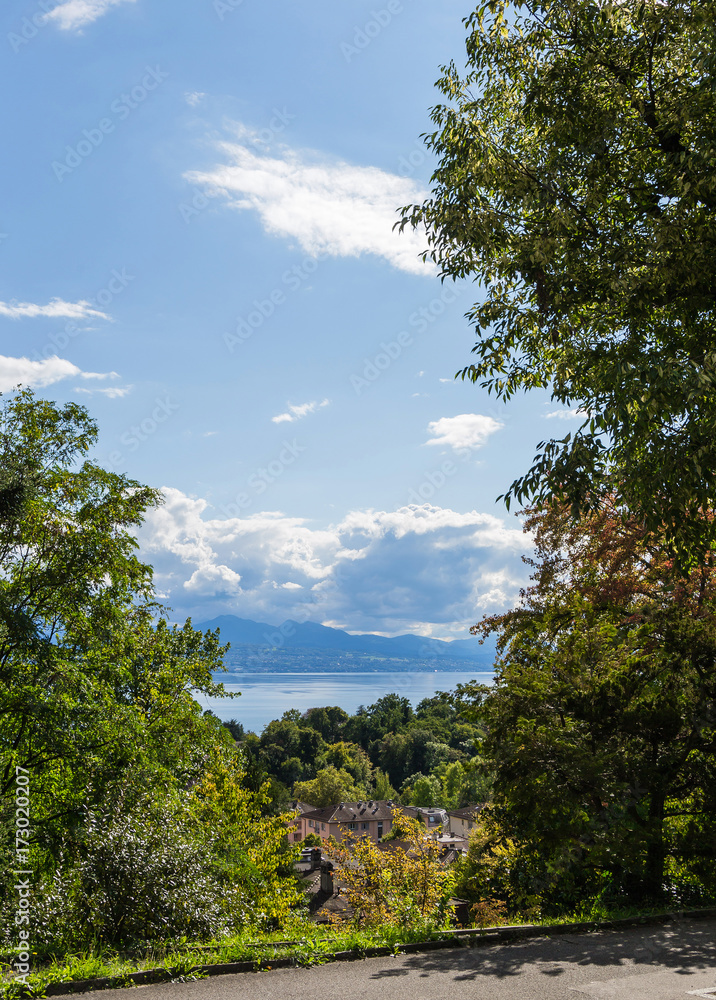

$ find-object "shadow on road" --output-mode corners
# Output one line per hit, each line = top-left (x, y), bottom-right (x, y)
(369, 919), (716, 984)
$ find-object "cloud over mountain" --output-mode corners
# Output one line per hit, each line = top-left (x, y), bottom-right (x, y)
(138, 489), (529, 638)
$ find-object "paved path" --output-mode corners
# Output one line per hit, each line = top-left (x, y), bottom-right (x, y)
(68, 918), (716, 1000)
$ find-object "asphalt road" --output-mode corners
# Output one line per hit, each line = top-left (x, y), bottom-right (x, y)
(67, 917), (716, 1000)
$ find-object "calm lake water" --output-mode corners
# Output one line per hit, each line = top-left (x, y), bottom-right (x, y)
(197, 671), (494, 734)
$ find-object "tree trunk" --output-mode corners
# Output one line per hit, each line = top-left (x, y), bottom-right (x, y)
(643, 784), (666, 902)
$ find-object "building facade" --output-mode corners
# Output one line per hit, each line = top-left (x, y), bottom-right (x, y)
(446, 805), (484, 838)
(294, 800), (396, 843)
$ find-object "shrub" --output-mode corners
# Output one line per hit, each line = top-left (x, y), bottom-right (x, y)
(30, 800), (231, 950)
(329, 809), (455, 930)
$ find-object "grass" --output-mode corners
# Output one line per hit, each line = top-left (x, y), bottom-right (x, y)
(3, 901), (715, 1000)
(0, 921), (455, 1000)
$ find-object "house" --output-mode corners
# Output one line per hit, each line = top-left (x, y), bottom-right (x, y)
(294, 799), (396, 843)
(446, 805), (484, 838)
(403, 806), (448, 831)
(436, 833), (469, 859)
(289, 801), (316, 841)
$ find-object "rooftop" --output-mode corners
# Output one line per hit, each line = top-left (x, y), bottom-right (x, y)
(447, 805), (485, 820)
(301, 799), (396, 824)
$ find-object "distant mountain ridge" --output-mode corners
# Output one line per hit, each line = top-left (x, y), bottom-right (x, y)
(198, 614), (494, 664)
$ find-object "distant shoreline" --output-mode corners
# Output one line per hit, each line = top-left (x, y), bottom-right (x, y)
(217, 643), (494, 675)
(216, 666), (494, 676)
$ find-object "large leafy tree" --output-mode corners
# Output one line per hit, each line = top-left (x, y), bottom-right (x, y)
(293, 765), (362, 808)
(463, 500), (716, 906)
(401, 0), (716, 563)
(0, 390), (229, 861)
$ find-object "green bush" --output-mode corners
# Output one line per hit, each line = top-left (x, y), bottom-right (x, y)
(30, 801), (231, 951)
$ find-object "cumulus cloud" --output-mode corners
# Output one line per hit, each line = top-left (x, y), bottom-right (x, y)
(271, 399), (329, 424)
(184, 131), (431, 275)
(0, 298), (110, 321)
(185, 92), (206, 107)
(137, 490), (529, 636)
(425, 414), (503, 452)
(0, 355), (117, 393)
(43, 0), (137, 30)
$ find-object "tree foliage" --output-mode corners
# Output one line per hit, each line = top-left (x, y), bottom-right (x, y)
(329, 810), (455, 929)
(463, 500), (716, 907)
(401, 0), (716, 563)
(293, 766), (361, 808)
(0, 390), (298, 948)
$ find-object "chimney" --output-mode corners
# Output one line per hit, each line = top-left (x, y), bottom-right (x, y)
(320, 861), (334, 894)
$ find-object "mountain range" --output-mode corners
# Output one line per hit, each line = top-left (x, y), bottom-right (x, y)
(198, 615), (495, 665)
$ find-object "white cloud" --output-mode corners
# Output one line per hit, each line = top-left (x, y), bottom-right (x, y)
(0, 298), (110, 321)
(184, 131), (432, 275)
(137, 489), (529, 635)
(74, 384), (133, 399)
(185, 92), (206, 107)
(0, 355), (118, 393)
(425, 414), (503, 451)
(544, 408), (588, 420)
(271, 399), (330, 424)
(78, 370), (120, 380)
(43, 0), (136, 30)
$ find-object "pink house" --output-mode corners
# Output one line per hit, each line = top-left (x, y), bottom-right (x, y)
(294, 799), (396, 844)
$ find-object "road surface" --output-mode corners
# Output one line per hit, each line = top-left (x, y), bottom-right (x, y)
(67, 917), (716, 1000)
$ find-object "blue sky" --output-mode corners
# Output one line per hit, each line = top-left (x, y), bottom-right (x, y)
(1, 0), (576, 638)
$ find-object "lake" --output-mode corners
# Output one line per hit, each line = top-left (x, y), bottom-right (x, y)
(197, 671), (494, 734)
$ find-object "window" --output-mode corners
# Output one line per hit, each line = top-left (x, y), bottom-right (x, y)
(377, 822), (383, 837)
(321, 823), (325, 831)
(349, 822), (356, 829)
(361, 822), (368, 830)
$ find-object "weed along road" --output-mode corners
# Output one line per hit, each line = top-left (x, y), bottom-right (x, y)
(63, 918), (716, 1000)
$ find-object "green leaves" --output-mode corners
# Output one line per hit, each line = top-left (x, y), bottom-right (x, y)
(468, 500), (716, 907)
(402, 0), (716, 565)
